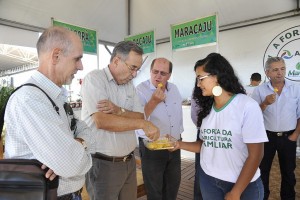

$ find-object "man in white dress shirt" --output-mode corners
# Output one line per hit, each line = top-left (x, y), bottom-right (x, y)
(81, 41), (160, 200)
(252, 57), (300, 200)
(136, 58), (184, 200)
(4, 26), (94, 200)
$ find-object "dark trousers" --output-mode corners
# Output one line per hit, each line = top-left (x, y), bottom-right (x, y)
(194, 129), (203, 200)
(139, 138), (181, 200)
(260, 131), (297, 200)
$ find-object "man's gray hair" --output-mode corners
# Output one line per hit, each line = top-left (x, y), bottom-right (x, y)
(110, 41), (143, 62)
(265, 57), (285, 71)
(36, 26), (73, 57)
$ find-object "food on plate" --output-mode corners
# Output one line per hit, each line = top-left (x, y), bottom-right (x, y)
(144, 135), (176, 150)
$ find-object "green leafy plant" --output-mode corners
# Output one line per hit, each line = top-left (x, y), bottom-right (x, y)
(0, 86), (14, 146)
(0, 86), (14, 111)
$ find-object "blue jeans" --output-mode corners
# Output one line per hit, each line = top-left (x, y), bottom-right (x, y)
(194, 129), (203, 200)
(199, 166), (264, 200)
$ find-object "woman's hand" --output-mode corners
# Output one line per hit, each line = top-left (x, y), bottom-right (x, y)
(169, 140), (181, 152)
(224, 190), (241, 200)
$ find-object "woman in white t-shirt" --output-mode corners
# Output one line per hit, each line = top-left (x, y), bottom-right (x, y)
(173, 53), (268, 200)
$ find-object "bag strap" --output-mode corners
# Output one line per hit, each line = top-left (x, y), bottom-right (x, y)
(0, 83), (60, 139)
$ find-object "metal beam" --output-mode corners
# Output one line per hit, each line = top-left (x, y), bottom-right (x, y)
(0, 18), (44, 33)
(0, 18), (116, 47)
(0, 63), (38, 77)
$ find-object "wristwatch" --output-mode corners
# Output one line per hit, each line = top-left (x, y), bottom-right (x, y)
(76, 138), (87, 150)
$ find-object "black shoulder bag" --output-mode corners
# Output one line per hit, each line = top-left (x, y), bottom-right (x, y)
(0, 83), (60, 200)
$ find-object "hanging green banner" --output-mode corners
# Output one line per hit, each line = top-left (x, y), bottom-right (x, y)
(125, 30), (155, 54)
(171, 15), (217, 51)
(52, 19), (97, 54)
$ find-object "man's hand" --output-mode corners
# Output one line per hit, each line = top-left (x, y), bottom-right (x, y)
(264, 93), (276, 105)
(143, 121), (160, 141)
(41, 164), (57, 181)
(261, 93), (276, 110)
(288, 131), (299, 142)
(97, 99), (121, 115)
(150, 87), (166, 105)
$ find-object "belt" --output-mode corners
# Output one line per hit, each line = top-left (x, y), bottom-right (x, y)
(92, 152), (133, 162)
(57, 188), (82, 200)
(266, 130), (294, 137)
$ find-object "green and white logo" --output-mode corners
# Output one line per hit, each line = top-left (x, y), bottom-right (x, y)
(263, 25), (300, 81)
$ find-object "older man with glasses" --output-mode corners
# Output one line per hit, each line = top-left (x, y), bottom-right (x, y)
(81, 41), (160, 200)
(136, 57), (184, 200)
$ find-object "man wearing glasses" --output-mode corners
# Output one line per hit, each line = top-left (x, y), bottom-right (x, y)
(81, 41), (160, 200)
(136, 58), (184, 200)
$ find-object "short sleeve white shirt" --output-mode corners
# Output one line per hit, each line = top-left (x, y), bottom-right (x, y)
(135, 80), (184, 140)
(81, 67), (144, 156)
(200, 94), (268, 183)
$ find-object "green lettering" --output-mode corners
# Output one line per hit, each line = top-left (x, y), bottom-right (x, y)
(207, 141), (214, 147)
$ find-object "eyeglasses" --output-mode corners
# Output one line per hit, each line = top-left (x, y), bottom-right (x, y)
(151, 69), (170, 76)
(123, 61), (141, 73)
(64, 103), (77, 132)
(197, 74), (210, 83)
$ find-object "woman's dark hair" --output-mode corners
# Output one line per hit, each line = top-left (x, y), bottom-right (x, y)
(192, 53), (246, 127)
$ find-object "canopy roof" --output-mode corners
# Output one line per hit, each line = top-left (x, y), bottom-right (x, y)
(0, 0), (299, 74)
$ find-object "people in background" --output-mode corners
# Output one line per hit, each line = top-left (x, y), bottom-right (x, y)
(172, 53), (268, 200)
(4, 26), (95, 199)
(244, 72), (261, 96)
(252, 57), (300, 200)
(136, 58), (184, 200)
(191, 77), (203, 200)
(81, 41), (160, 200)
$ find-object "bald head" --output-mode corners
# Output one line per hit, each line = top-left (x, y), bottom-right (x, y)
(151, 58), (173, 73)
(36, 26), (83, 87)
(36, 26), (80, 57)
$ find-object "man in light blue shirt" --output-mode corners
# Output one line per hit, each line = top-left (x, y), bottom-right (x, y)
(136, 58), (184, 200)
(252, 57), (300, 200)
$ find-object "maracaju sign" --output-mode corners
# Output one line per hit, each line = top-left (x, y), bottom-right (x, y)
(171, 14), (217, 51)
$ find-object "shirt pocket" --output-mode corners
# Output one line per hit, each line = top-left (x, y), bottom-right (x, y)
(282, 97), (297, 111)
(123, 95), (134, 110)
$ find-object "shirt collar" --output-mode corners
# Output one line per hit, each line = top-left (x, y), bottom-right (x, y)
(31, 71), (65, 100)
(104, 66), (115, 82)
(267, 79), (293, 91)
